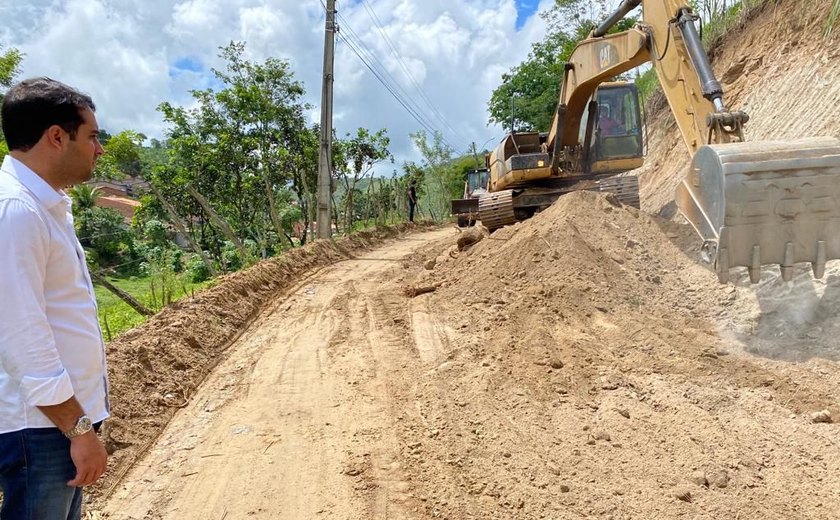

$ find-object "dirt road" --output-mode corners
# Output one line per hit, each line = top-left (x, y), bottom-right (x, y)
(99, 203), (840, 520)
(102, 228), (456, 519)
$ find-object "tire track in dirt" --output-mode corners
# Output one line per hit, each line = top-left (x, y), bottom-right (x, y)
(100, 228), (455, 520)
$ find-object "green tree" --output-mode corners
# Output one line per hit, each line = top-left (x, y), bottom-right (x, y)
(214, 41), (310, 243)
(94, 130), (146, 179)
(0, 45), (24, 158)
(409, 130), (462, 221)
(157, 41), (312, 260)
(288, 126), (319, 244)
(67, 184), (102, 217)
(333, 128), (392, 233)
(76, 207), (133, 266)
(0, 45), (23, 92)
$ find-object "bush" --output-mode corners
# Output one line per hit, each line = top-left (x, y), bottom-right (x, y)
(221, 241), (243, 271)
(186, 255), (211, 283)
(143, 219), (169, 246)
(76, 207), (132, 265)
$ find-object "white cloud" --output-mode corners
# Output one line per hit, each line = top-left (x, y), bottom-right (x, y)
(2, 0), (554, 168)
(169, 0), (223, 38)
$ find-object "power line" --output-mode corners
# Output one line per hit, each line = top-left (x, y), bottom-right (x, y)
(336, 13), (442, 138)
(337, 30), (447, 145)
(77, 228), (132, 243)
(92, 255), (147, 274)
(360, 0), (470, 150)
(320, 1), (462, 153)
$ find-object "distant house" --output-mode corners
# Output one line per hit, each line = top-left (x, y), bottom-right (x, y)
(89, 178), (148, 224)
(96, 195), (141, 223)
(90, 178), (149, 198)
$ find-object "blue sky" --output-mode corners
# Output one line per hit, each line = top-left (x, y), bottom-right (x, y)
(515, 0), (541, 30)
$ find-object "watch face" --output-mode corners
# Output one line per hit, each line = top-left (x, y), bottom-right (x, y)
(78, 416), (92, 430)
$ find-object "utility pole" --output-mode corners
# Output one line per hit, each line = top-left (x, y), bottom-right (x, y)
(471, 142), (481, 168)
(317, 0), (337, 239)
(509, 95), (515, 134)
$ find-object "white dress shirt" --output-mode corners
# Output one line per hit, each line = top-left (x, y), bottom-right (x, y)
(0, 155), (109, 433)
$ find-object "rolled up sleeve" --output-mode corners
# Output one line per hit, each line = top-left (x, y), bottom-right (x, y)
(0, 198), (73, 406)
(20, 370), (74, 406)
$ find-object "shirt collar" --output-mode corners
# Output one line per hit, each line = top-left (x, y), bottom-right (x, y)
(1, 155), (66, 210)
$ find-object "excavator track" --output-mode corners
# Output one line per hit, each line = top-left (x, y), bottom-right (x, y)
(598, 175), (640, 208)
(676, 137), (840, 283)
(478, 189), (517, 231)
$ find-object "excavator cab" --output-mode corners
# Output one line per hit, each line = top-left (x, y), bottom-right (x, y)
(580, 83), (644, 173)
(465, 168), (490, 198)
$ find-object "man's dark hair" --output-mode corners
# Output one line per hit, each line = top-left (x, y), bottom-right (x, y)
(1, 77), (96, 152)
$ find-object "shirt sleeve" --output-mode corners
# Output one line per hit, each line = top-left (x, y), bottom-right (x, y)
(0, 198), (74, 406)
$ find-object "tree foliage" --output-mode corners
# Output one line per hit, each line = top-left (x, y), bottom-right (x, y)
(0, 45), (23, 157)
(94, 130), (146, 180)
(0, 45), (22, 91)
(409, 130), (465, 220)
(156, 41), (312, 259)
(67, 184), (102, 216)
(334, 127), (392, 233)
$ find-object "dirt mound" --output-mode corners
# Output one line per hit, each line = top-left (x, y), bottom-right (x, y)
(396, 193), (840, 519)
(91, 222), (435, 505)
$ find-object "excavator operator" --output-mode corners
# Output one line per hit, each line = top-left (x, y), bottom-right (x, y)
(598, 103), (623, 136)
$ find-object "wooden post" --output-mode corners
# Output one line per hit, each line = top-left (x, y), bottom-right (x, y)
(90, 271), (154, 317)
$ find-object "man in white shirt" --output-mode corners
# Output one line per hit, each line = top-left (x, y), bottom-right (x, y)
(0, 78), (108, 519)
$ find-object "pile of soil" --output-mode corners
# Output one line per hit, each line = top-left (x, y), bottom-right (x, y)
(396, 192), (840, 519)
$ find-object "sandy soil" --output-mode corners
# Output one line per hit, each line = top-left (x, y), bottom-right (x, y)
(95, 204), (839, 519)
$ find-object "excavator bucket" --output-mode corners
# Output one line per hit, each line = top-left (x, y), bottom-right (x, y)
(676, 137), (840, 283)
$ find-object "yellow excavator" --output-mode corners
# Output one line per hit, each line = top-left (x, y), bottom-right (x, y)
(455, 0), (840, 283)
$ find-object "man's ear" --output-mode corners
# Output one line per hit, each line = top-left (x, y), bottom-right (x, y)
(44, 125), (67, 150)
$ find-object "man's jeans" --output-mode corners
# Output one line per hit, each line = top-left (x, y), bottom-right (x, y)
(0, 427), (82, 520)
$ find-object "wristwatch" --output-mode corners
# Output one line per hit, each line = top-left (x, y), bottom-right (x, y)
(64, 415), (93, 439)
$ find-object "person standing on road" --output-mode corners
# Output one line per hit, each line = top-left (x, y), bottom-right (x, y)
(407, 179), (418, 223)
(0, 77), (109, 520)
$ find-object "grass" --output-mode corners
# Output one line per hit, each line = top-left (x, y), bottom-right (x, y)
(700, 0), (766, 45)
(827, 0), (840, 38)
(95, 275), (213, 341)
(635, 68), (660, 110)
